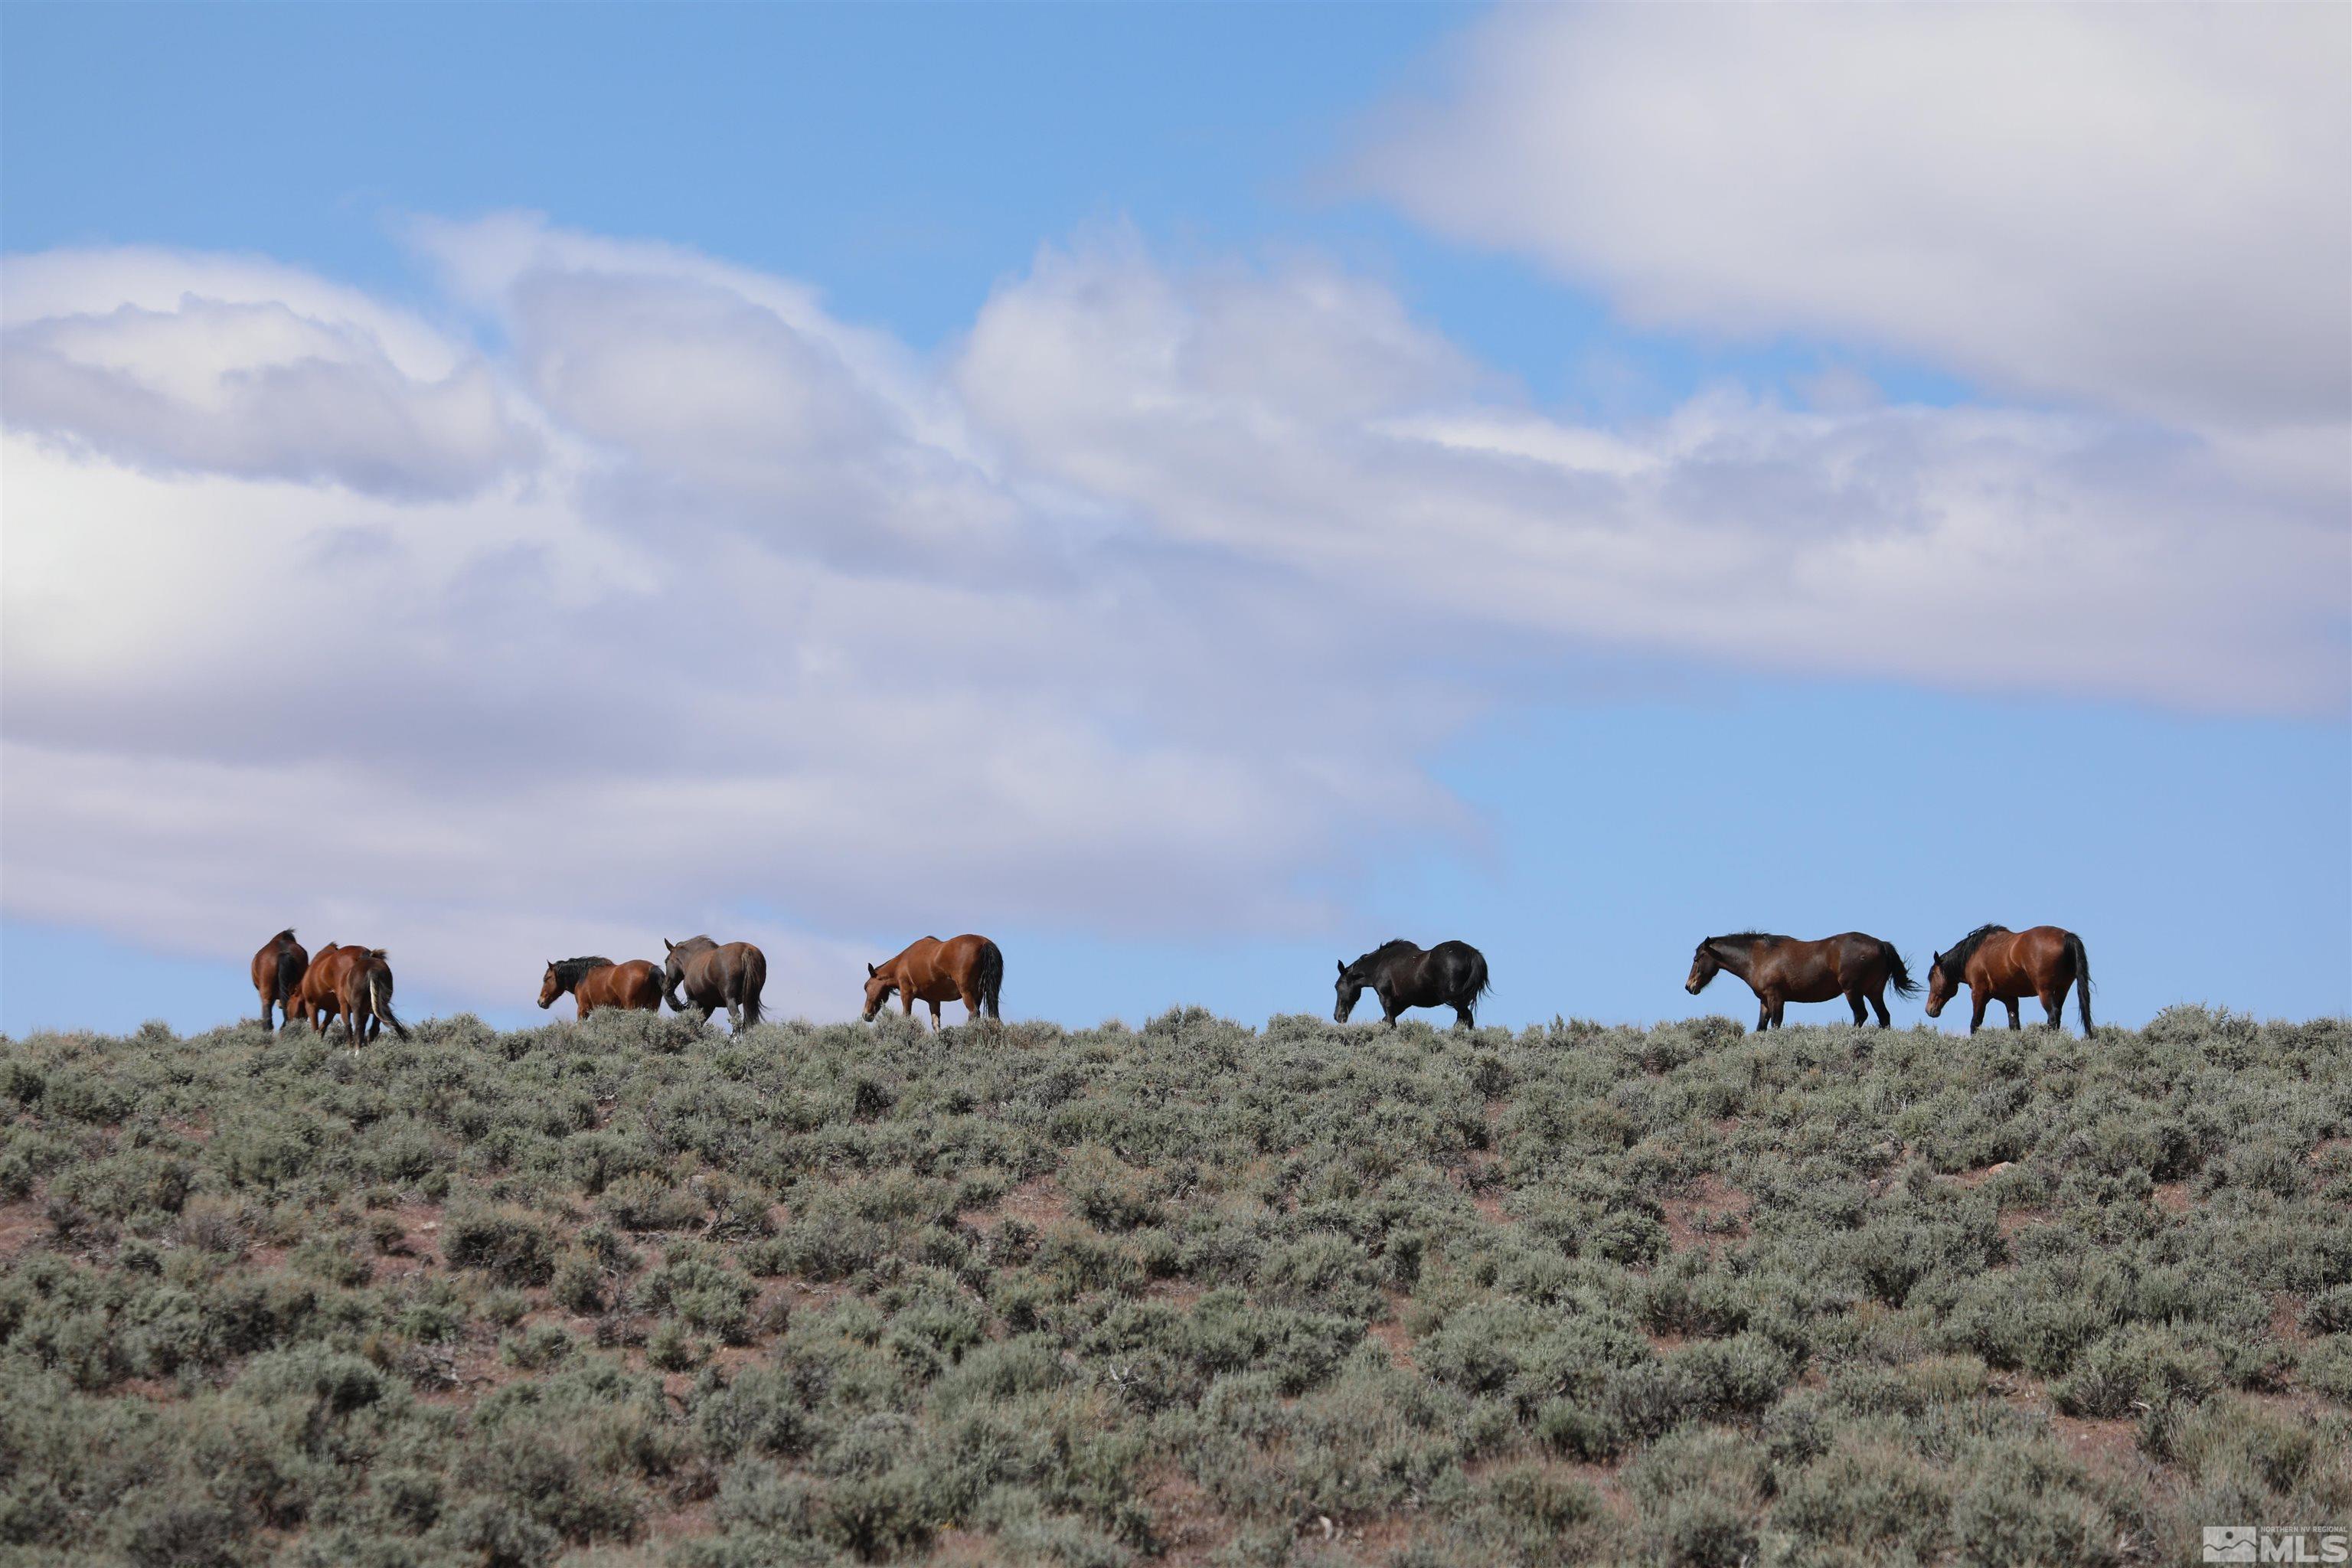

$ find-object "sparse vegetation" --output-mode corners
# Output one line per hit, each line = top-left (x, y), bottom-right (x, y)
(0, 1004), (2344, 1566)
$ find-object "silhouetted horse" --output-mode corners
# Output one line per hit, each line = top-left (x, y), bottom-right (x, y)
(1335, 939), (1489, 1028)
(1686, 931), (1917, 1030)
(540, 956), (664, 1020)
(335, 950), (408, 1048)
(251, 929), (309, 1031)
(288, 942), (367, 1034)
(862, 934), (1003, 1029)
(662, 936), (768, 1032)
(1926, 925), (2093, 1034)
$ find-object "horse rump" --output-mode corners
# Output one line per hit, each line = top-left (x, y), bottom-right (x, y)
(738, 944), (767, 1029)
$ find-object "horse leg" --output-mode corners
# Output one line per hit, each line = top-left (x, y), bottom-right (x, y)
(962, 989), (983, 1025)
(1847, 990), (1867, 1027)
(1756, 996), (1772, 1031)
(929, 998), (943, 1031)
(1455, 1001), (1473, 1030)
(1771, 995), (1786, 1029)
(1870, 985), (1892, 1029)
(2004, 998), (2022, 1031)
(2040, 989), (2063, 1029)
(1968, 990), (1987, 1034)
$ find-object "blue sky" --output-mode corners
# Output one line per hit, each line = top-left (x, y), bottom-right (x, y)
(4, 3), (2346, 1034)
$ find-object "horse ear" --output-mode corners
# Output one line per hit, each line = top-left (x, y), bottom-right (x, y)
(1336, 959), (1346, 975)
(867, 962), (877, 977)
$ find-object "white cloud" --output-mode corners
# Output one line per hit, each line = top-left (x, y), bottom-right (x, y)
(1358, 5), (2351, 447)
(2, 218), (2342, 1016)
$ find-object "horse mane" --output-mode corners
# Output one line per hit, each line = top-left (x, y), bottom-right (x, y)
(1939, 925), (2011, 972)
(273, 928), (297, 944)
(1700, 931), (1777, 953)
(1365, 938), (1421, 961)
(550, 956), (615, 990)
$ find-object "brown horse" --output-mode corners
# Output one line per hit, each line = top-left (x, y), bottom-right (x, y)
(662, 936), (768, 1032)
(250, 928), (309, 1031)
(1686, 931), (1917, 1030)
(288, 942), (367, 1034)
(539, 956), (664, 1019)
(335, 950), (409, 1047)
(1925, 925), (2093, 1034)
(862, 934), (1003, 1029)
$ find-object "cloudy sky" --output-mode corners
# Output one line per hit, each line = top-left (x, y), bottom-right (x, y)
(4, 3), (2346, 1033)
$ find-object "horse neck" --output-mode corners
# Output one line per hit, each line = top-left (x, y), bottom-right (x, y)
(1712, 940), (1762, 982)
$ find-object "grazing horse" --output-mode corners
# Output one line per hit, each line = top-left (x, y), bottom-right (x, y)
(662, 936), (768, 1032)
(539, 956), (664, 1020)
(250, 929), (309, 1031)
(1685, 931), (1917, 1030)
(862, 934), (1003, 1029)
(1335, 939), (1489, 1028)
(1926, 925), (2093, 1034)
(288, 942), (367, 1034)
(335, 950), (409, 1048)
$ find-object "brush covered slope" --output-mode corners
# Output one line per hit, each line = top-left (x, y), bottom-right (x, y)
(1, 1006), (2347, 1567)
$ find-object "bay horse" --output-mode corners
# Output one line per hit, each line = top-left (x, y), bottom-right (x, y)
(862, 934), (1003, 1029)
(250, 928), (309, 1031)
(1685, 931), (1916, 1030)
(1925, 925), (2093, 1034)
(1335, 939), (1489, 1028)
(335, 949), (409, 1048)
(287, 942), (366, 1034)
(539, 956), (664, 1020)
(662, 936), (768, 1032)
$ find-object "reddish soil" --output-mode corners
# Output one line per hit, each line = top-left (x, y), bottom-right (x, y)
(1662, 1172), (1752, 1251)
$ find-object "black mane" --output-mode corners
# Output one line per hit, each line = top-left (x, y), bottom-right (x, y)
(1348, 938), (1422, 972)
(550, 956), (616, 991)
(1936, 925), (2011, 974)
(1699, 930), (1779, 954)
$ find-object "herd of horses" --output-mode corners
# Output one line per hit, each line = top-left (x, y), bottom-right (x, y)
(250, 923), (2095, 1047)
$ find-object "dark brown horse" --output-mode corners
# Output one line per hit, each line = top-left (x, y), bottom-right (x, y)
(1925, 925), (2093, 1034)
(1335, 939), (1489, 1028)
(539, 956), (664, 1019)
(335, 949), (409, 1047)
(250, 928), (309, 1031)
(288, 942), (366, 1034)
(862, 934), (1003, 1029)
(662, 936), (768, 1032)
(1686, 931), (1917, 1030)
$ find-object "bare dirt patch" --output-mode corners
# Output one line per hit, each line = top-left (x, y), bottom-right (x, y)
(1663, 1172), (1751, 1251)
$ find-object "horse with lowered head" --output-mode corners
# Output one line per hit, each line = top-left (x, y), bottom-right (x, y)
(539, 956), (664, 1020)
(251, 929), (309, 1031)
(1335, 939), (1490, 1028)
(861, 934), (1003, 1030)
(662, 937), (767, 1032)
(1926, 925), (2093, 1035)
(1686, 931), (1916, 1030)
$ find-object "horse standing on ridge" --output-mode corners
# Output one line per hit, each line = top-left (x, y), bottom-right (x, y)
(662, 937), (768, 1033)
(287, 942), (368, 1034)
(1685, 931), (1917, 1030)
(335, 950), (408, 1048)
(540, 957), (665, 1020)
(1334, 939), (1489, 1028)
(1925, 925), (2093, 1034)
(861, 935), (1003, 1029)
(251, 929), (309, 1031)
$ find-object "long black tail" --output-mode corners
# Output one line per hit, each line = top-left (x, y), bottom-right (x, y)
(1883, 942), (1920, 998)
(275, 941), (308, 1002)
(976, 939), (1004, 1021)
(1470, 950), (1492, 1003)
(739, 947), (766, 1029)
(2067, 931), (2093, 1034)
(369, 966), (410, 1041)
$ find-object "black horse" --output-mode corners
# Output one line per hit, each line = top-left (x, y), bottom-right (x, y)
(1335, 939), (1490, 1028)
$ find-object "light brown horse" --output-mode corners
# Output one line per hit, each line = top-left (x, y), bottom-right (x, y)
(862, 934), (1003, 1029)
(539, 956), (664, 1019)
(288, 942), (367, 1034)
(1686, 931), (1916, 1030)
(335, 950), (409, 1047)
(662, 936), (768, 1032)
(250, 928), (309, 1031)
(1925, 925), (2093, 1034)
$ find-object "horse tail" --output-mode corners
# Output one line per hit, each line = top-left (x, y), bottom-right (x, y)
(739, 946), (766, 1029)
(1471, 948), (1492, 1002)
(977, 939), (1004, 1021)
(1883, 941), (1919, 998)
(370, 964), (410, 1041)
(2067, 931), (2093, 1033)
(275, 942), (308, 1001)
